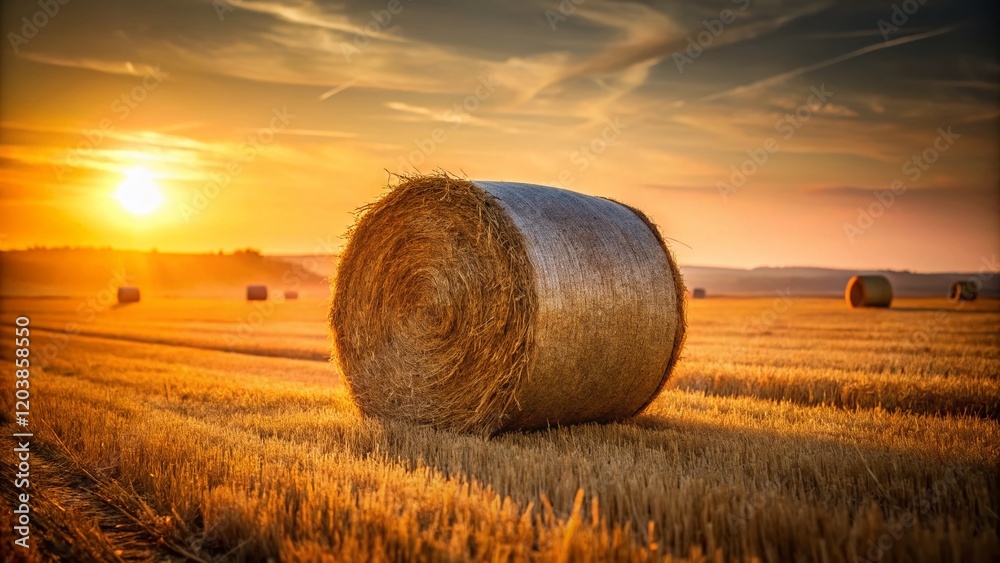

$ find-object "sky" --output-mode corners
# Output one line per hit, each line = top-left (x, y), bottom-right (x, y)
(0, 0), (997, 271)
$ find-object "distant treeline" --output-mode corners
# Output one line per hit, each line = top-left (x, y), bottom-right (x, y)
(0, 248), (332, 298)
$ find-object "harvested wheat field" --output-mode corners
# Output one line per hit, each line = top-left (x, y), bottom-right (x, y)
(1, 296), (998, 562)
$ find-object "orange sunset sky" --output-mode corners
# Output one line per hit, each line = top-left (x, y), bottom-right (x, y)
(1, 0), (997, 271)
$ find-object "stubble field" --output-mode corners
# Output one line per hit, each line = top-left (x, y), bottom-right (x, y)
(1, 296), (997, 562)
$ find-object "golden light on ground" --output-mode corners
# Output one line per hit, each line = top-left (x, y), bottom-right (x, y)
(114, 167), (163, 215)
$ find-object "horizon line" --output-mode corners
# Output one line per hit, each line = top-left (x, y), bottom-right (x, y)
(0, 245), (994, 276)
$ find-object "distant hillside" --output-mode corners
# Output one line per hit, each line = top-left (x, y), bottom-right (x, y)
(681, 266), (1000, 298)
(276, 254), (339, 280)
(1, 249), (994, 299)
(0, 249), (330, 298)
(277, 256), (1000, 298)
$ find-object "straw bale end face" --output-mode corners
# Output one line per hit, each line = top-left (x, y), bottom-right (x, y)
(949, 281), (978, 302)
(845, 275), (893, 308)
(330, 176), (686, 436)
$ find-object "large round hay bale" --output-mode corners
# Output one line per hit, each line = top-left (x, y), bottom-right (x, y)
(949, 280), (978, 302)
(117, 286), (140, 303)
(845, 275), (893, 308)
(331, 176), (687, 435)
(246, 285), (268, 301)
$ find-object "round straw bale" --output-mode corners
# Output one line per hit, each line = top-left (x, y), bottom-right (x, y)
(331, 176), (686, 435)
(246, 285), (268, 301)
(845, 275), (893, 308)
(949, 280), (978, 302)
(692, 288), (706, 299)
(284, 290), (300, 300)
(117, 286), (140, 303)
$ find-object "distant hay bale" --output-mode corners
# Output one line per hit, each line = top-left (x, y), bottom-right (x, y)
(117, 286), (140, 303)
(845, 275), (893, 308)
(331, 176), (687, 435)
(692, 288), (706, 299)
(949, 280), (978, 302)
(284, 290), (299, 300)
(246, 285), (268, 301)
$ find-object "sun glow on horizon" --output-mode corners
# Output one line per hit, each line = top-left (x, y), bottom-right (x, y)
(115, 167), (163, 215)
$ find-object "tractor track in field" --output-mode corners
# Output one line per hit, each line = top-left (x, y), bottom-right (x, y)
(0, 322), (329, 363)
(0, 422), (203, 562)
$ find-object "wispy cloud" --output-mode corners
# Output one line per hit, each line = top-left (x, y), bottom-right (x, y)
(18, 53), (160, 76)
(234, 0), (367, 36)
(1, 0), (996, 269)
(386, 101), (519, 132)
(261, 128), (357, 139)
(702, 26), (956, 103)
(319, 78), (361, 100)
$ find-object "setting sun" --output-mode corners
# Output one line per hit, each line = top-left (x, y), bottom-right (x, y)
(114, 167), (163, 215)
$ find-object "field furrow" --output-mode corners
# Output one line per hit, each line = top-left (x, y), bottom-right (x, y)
(1, 311), (997, 562)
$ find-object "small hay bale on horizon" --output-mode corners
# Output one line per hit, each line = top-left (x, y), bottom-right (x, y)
(117, 286), (140, 303)
(845, 275), (893, 308)
(284, 289), (299, 300)
(692, 288), (706, 299)
(331, 175), (687, 436)
(949, 280), (978, 301)
(246, 285), (268, 301)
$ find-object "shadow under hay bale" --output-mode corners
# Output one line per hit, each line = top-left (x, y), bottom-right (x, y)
(117, 286), (140, 303)
(331, 175), (687, 435)
(845, 275), (893, 308)
(692, 288), (706, 299)
(949, 280), (978, 302)
(246, 285), (268, 301)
